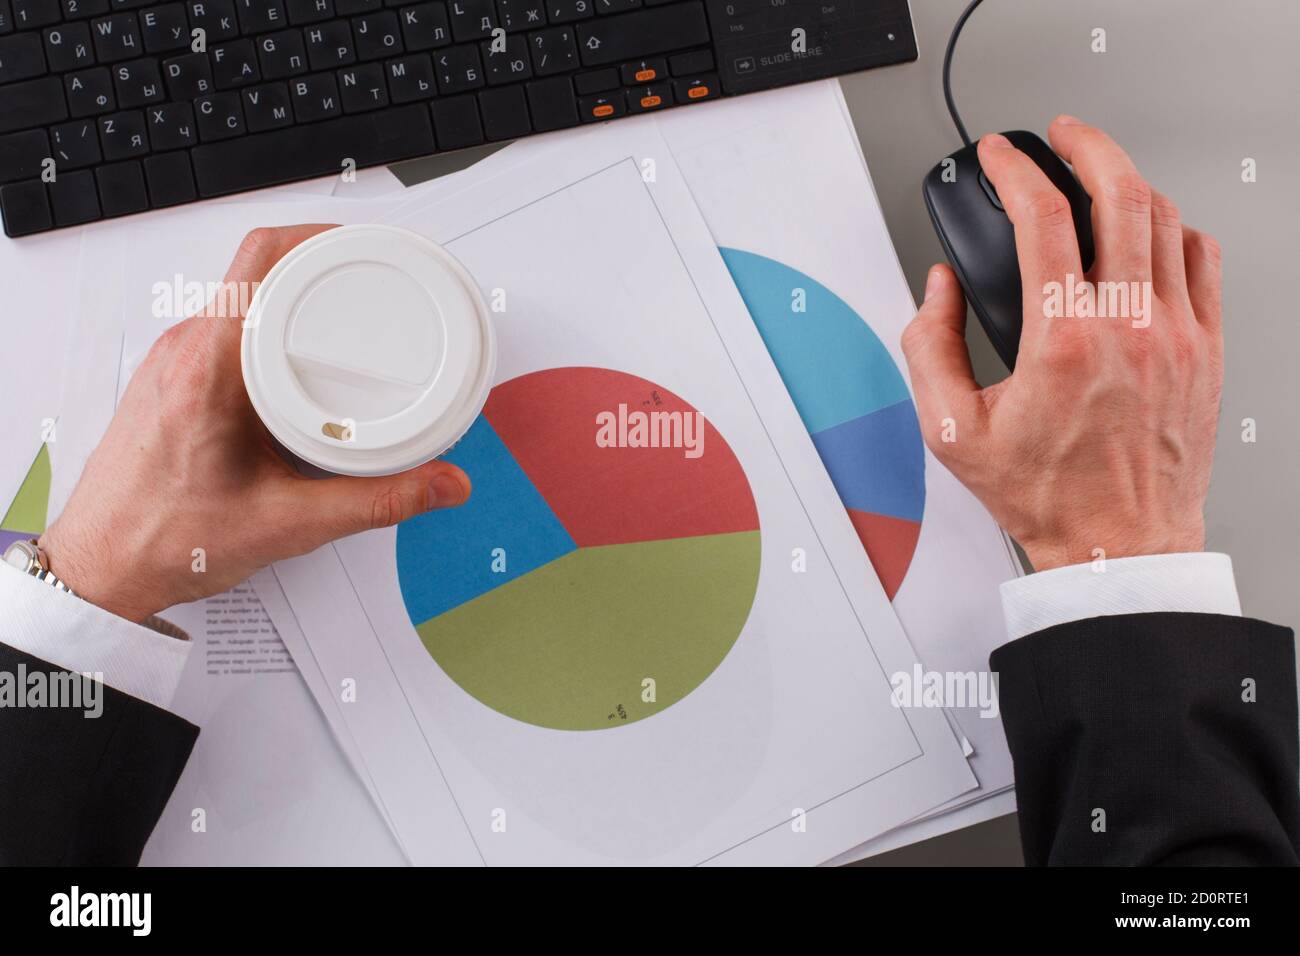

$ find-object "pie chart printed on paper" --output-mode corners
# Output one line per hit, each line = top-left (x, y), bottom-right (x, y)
(720, 249), (925, 599)
(0, 444), (51, 555)
(395, 367), (761, 732)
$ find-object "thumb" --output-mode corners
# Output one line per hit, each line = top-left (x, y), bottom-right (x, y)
(285, 459), (472, 550)
(900, 265), (986, 451)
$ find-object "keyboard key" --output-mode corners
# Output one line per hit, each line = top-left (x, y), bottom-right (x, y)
(398, 3), (450, 53)
(0, 33), (46, 83)
(143, 148), (195, 205)
(626, 80), (668, 112)
(0, 129), (49, 184)
(496, 0), (543, 33)
(11, 0), (61, 29)
(61, 0), (112, 20)
(305, 19), (355, 69)
(113, 58), (166, 106)
(144, 99), (195, 148)
(285, 0), (331, 25)
(66, 67), (116, 116)
(477, 83), (529, 140)
(257, 28), (308, 79)
(672, 72), (715, 102)
(49, 168), (101, 224)
(139, 3), (190, 54)
(241, 81), (292, 130)
(545, 0), (591, 25)
(290, 71), (340, 121)
(667, 47), (710, 76)
(577, 90), (621, 122)
(354, 11), (402, 61)
(337, 62), (387, 112)
(434, 43), (482, 93)
(481, 32), (529, 85)
(529, 25), (576, 77)
(448, 0), (497, 43)
(619, 56), (663, 84)
(95, 157), (147, 215)
(0, 76), (68, 134)
(1, 180), (53, 236)
(577, 0), (706, 66)
(44, 23), (97, 73)
(594, 0), (637, 12)
(429, 93), (481, 148)
(384, 52), (435, 102)
(98, 108), (150, 158)
(162, 51), (214, 98)
(185, 0), (239, 42)
(191, 103), (433, 195)
(91, 13), (144, 64)
(211, 38), (261, 88)
(524, 75), (575, 131)
(48, 118), (102, 167)
(194, 89), (244, 139)
(234, 0), (285, 34)
(572, 66), (616, 94)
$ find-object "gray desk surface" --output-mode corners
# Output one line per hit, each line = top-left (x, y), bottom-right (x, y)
(396, 0), (1299, 866)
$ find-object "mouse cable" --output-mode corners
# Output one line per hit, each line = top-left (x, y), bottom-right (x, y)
(943, 0), (986, 147)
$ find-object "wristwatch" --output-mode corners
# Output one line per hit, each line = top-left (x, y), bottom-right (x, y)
(3, 538), (75, 596)
(2, 537), (190, 640)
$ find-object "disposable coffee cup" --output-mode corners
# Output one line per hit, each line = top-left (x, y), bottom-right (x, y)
(241, 224), (496, 477)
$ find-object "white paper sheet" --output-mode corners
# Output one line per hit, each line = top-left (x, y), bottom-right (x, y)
(651, 81), (1023, 843)
(328, 87), (1023, 799)
(655, 81), (1023, 812)
(139, 585), (406, 865)
(328, 85), (1022, 841)
(263, 125), (975, 865)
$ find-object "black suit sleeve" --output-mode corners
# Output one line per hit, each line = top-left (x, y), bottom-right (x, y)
(0, 642), (198, 866)
(992, 612), (1300, 865)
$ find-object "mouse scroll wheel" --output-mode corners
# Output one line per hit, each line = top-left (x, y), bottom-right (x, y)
(978, 169), (1005, 211)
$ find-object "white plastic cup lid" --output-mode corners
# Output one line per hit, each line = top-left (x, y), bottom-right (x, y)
(240, 224), (496, 477)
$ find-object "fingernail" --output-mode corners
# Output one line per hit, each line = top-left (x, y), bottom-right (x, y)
(1055, 114), (1084, 126)
(925, 268), (944, 299)
(982, 133), (1012, 149)
(427, 473), (468, 510)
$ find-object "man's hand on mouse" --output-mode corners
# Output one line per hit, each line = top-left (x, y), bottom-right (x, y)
(902, 115), (1223, 572)
(38, 224), (473, 623)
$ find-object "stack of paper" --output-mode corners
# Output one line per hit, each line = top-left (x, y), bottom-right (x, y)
(4, 80), (1021, 865)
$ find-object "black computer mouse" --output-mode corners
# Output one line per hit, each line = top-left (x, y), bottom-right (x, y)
(922, 130), (1095, 369)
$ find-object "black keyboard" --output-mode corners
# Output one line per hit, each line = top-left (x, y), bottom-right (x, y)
(0, 0), (916, 237)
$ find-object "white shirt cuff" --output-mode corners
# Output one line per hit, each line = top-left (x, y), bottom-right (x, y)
(0, 564), (191, 711)
(1000, 552), (1242, 641)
